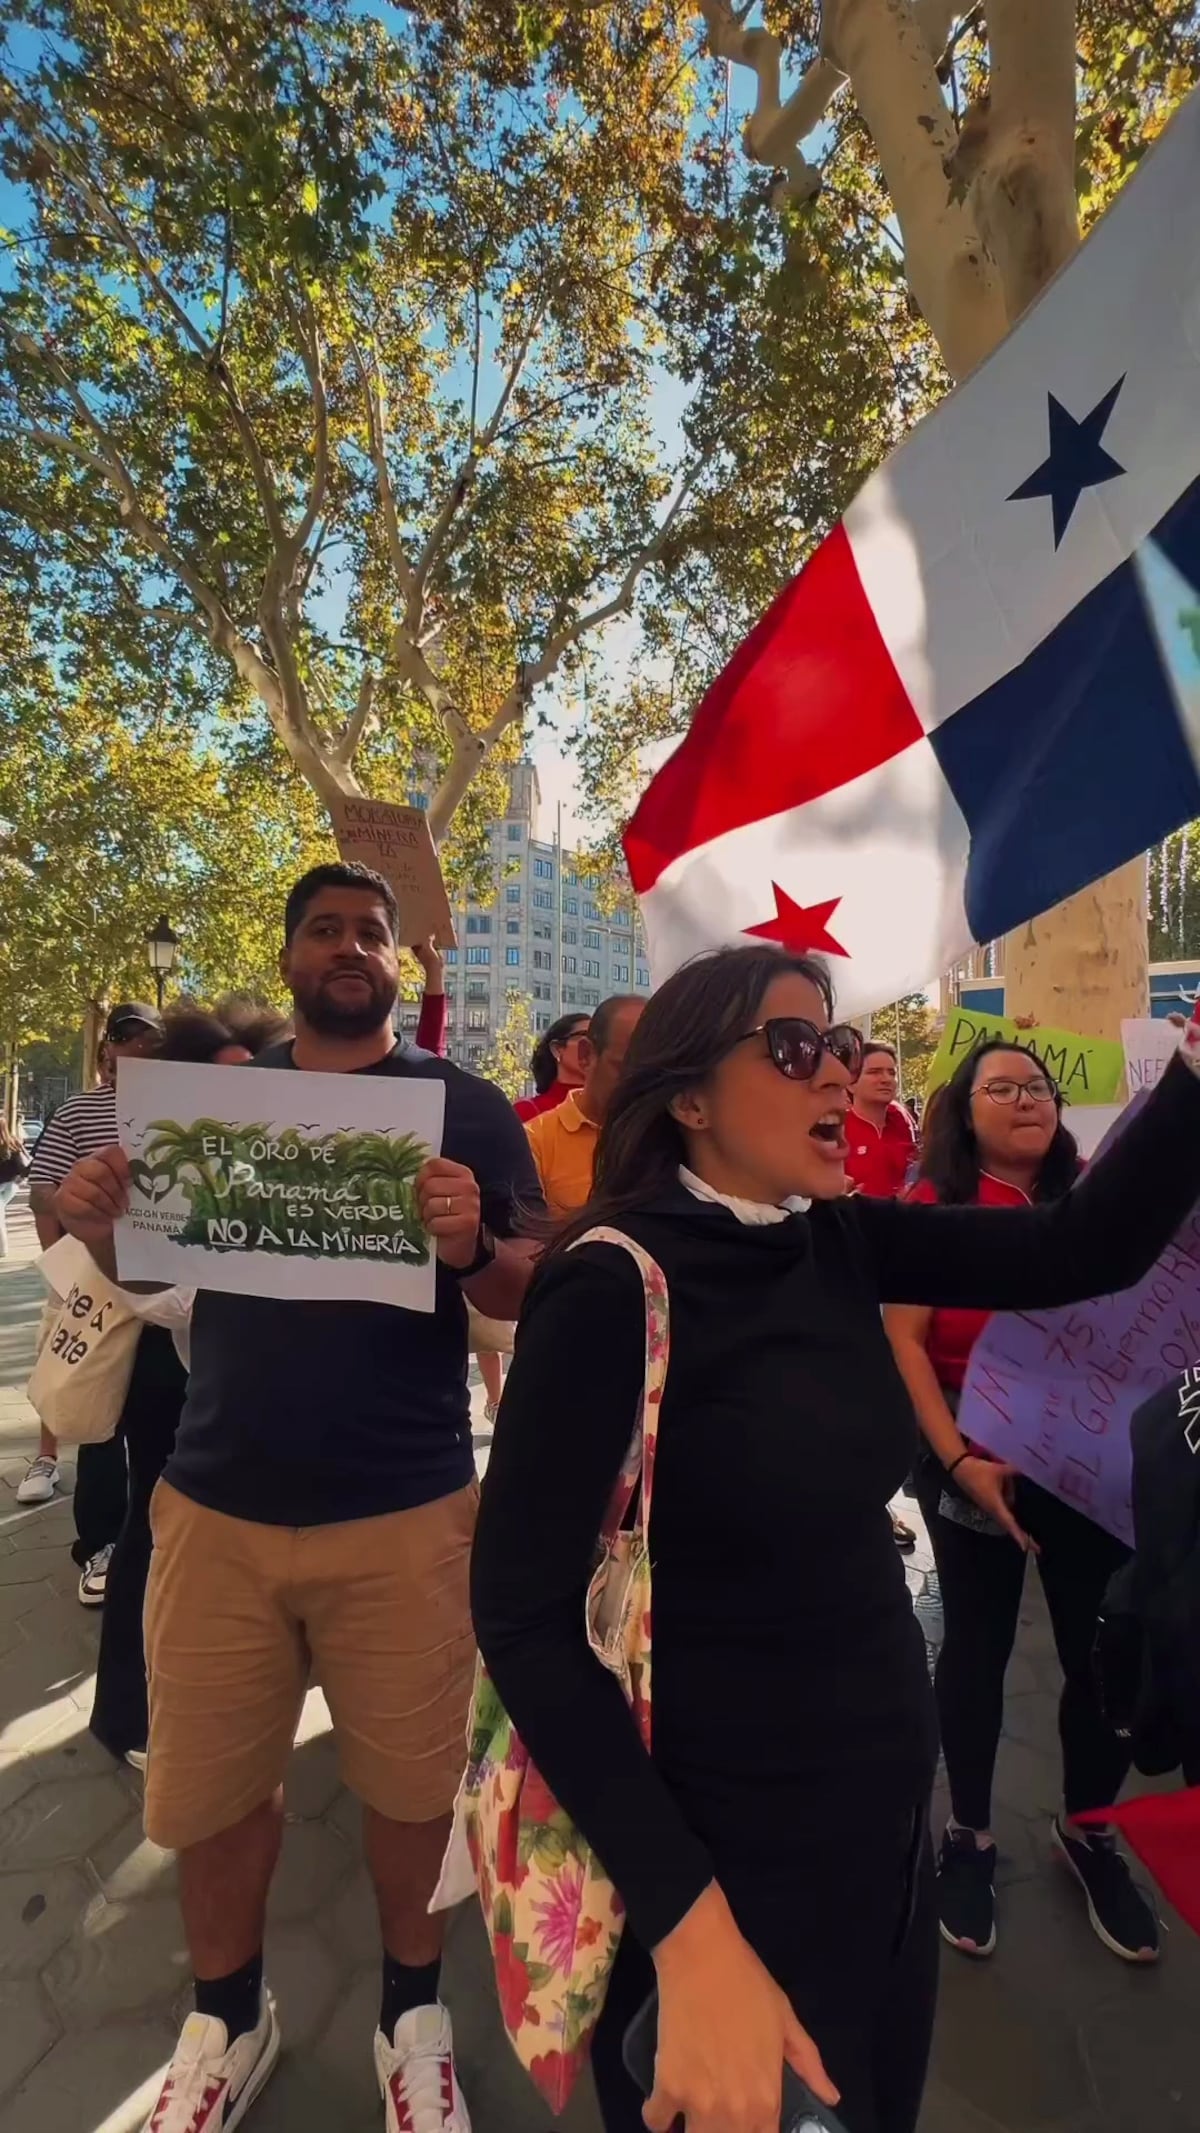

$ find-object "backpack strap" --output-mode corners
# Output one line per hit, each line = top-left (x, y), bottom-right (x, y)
(568, 1226), (669, 1549)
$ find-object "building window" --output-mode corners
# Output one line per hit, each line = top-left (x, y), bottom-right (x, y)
(581, 987), (600, 1006)
(536, 1013), (551, 1031)
(504, 946), (520, 966)
(467, 980), (488, 999)
(563, 955), (577, 974)
(533, 857), (554, 880)
(467, 1008), (488, 1030)
(636, 967), (650, 988)
(533, 981), (551, 1001)
(563, 986), (579, 1005)
(468, 1044), (484, 1063)
(444, 948), (458, 965)
(584, 900), (600, 919)
(565, 868), (578, 885)
(533, 950), (552, 970)
(533, 921), (551, 940)
(564, 897), (579, 916)
(583, 957), (600, 978)
(532, 890), (552, 910)
(613, 963), (630, 983)
(507, 823), (522, 841)
(506, 920), (520, 935)
(506, 886), (521, 904)
(466, 914), (491, 935)
(465, 947), (491, 966)
(583, 928), (601, 949)
(612, 933), (631, 951)
(561, 926), (577, 945)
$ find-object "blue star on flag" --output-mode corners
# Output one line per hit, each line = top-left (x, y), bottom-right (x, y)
(1008, 377), (1126, 547)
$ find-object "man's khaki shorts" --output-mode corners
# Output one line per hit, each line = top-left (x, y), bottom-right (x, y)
(143, 1478), (478, 1851)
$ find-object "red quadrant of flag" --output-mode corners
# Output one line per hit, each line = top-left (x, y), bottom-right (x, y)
(624, 525), (924, 895)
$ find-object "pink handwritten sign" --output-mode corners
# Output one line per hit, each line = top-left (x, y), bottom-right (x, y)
(958, 1203), (1200, 1544)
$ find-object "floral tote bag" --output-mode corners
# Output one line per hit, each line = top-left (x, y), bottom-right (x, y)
(433, 1226), (668, 2111)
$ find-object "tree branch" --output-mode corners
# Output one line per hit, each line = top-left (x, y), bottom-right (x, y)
(280, 288), (329, 558)
(413, 277), (559, 602)
(333, 668), (378, 767)
(425, 459), (711, 839)
(354, 340), (421, 629)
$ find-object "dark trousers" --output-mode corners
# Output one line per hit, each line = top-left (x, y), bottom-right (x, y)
(591, 1808), (937, 2133)
(89, 1327), (187, 1757)
(914, 1465), (1132, 1828)
(71, 1434), (128, 1566)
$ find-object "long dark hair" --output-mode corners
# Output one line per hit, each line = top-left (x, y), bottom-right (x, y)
(918, 1038), (1082, 1205)
(530, 1011), (590, 1095)
(548, 946), (834, 1256)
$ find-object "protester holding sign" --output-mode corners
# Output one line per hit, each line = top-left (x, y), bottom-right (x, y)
(472, 956), (1200, 2133)
(54, 862), (540, 2133)
(886, 1041), (1155, 1970)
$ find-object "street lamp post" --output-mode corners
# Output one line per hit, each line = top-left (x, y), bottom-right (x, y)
(145, 914), (181, 1010)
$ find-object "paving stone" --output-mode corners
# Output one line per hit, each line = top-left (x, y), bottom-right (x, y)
(0, 1632), (94, 1754)
(327, 1866), (380, 1967)
(263, 1921), (342, 2046)
(990, 1736), (1064, 1823)
(41, 1892), (189, 2023)
(0, 2017), (176, 2133)
(267, 1816), (353, 1924)
(0, 1774), (131, 1869)
(1079, 1988), (1200, 2130)
(4, 1708), (114, 1785)
(7, 1507), (77, 1553)
(917, 2077), (1014, 2133)
(930, 1941), (1094, 2127)
(0, 1580), (53, 1633)
(87, 1821), (177, 1905)
(0, 1977), (60, 2094)
(284, 1731), (342, 1820)
(0, 1864), (93, 1976)
(310, 1964), (383, 2122)
(1000, 1689), (1063, 1754)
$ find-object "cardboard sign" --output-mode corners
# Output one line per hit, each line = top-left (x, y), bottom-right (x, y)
(330, 796), (457, 948)
(114, 1058), (445, 1309)
(958, 1099), (1200, 1543)
(926, 1005), (1123, 1105)
(1122, 1016), (1181, 1096)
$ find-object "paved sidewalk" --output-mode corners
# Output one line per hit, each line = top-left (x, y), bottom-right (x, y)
(1, 1197), (1197, 2133)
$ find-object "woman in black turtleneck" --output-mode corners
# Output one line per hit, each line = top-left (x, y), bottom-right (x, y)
(471, 947), (1200, 2133)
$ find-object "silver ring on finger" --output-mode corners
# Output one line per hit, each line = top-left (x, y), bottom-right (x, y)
(443, 1195), (453, 1217)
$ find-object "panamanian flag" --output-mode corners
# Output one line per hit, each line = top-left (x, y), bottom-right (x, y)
(625, 88), (1200, 1018)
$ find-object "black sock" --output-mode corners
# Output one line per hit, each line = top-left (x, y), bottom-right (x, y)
(380, 1953), (442, 2039)
(194, 1952), (264, 2046)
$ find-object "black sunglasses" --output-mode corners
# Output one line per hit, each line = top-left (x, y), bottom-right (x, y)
(735, 1018), (863, 1082)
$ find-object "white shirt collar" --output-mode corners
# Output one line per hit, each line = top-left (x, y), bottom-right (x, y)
(679, 1164), (810, 1225)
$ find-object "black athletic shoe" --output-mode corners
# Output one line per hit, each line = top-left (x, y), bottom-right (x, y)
(1052, 1817), (1160, 1962)
(937, 1825), (997, 1956)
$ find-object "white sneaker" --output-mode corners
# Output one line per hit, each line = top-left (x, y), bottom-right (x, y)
(78, 1543), (114, 1607)
(375, 2004), (470, 2133)
(17, 1455), (59, 1505)
(142, 1994), (279, 2132)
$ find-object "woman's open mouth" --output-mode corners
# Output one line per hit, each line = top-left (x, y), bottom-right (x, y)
(810, 1110), (848, 1155)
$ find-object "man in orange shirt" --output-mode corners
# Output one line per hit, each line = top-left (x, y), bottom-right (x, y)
(526, 994), (644, 1216)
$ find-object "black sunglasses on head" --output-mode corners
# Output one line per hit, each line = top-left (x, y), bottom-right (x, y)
(735, 1017), (863, 1082)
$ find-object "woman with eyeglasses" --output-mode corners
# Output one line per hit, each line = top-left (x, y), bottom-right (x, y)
(886, 1042), (1158, 1972)
(472, 953), (1200, 2133)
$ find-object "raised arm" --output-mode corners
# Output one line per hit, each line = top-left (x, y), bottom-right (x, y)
(471, 1244), (714, 1948)
(857, 1053), (1200, 1309)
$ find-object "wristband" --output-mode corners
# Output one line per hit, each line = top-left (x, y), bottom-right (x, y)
(455, 1224), (496, 1282)
(945, 1450), (972, 1478)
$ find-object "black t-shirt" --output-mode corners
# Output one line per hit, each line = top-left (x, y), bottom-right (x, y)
(164, 1040), (540, 1527)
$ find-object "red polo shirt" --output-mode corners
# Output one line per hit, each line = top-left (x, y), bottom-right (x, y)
(905, 1172), (1032, 1388)
(845, 1101), (916, 1198)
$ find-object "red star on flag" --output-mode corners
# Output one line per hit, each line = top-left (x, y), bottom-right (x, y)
(745, 884), (849, 959)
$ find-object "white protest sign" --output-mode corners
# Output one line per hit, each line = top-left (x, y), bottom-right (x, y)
(1122, 1017), (1181, 1096)
(114, 1059), (445, 1309)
